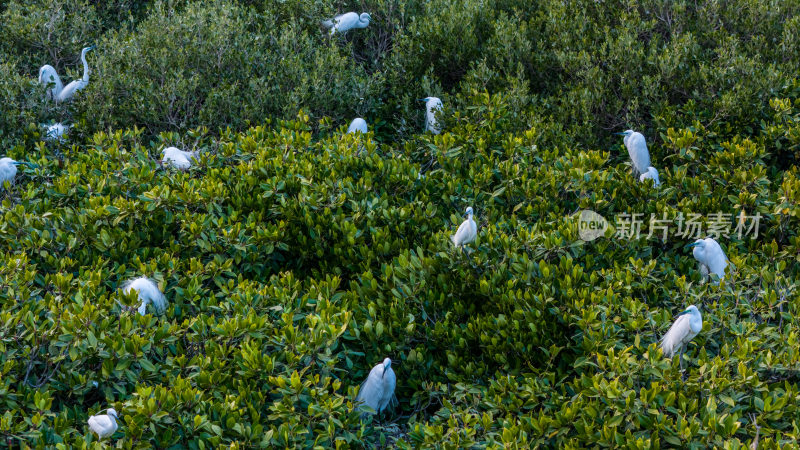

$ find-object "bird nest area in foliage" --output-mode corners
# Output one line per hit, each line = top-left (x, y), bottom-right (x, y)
(3, 0), (800, 448)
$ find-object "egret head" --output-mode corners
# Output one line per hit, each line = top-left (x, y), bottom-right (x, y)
(106, 408), (118, 418)
(676, 305), (700, 318)
(465, 206), (473, 216)
(382, 357), (392, 377)
(360, 12), (372, 23)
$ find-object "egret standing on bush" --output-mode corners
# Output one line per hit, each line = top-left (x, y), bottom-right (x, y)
(688, 238), (728, 283)
(322, 12), (371, 34)
(39, 46), (95, 102)
(161, 147), (196, 170)
(356, 358), (397, 418)
(452, 207), (477, 248)
(660, 305), (702, 369)
(87, 408), (119, 439)
(615, 130), (650, 177)
(122, 277), (167, 315)
(639, 166), (660, 186)
(347, 118), (368, 134)
(421, 97), (443, 134)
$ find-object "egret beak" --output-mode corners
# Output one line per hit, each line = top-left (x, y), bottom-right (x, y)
(88, 45), (97, 50)
(675, 310), (690, 318)
(382, 366), (386, 379)
(417, 98), (427, 102)
(686, 242), (701, 249)
(12, 161), (34, 168)
(613, 132), (626, 135)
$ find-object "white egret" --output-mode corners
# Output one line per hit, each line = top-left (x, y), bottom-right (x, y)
(660, 305), (702, 368)
(615, 130), (650, 176)
(0, 158), (22, 188)
(39, 46), (95, 102)
(639, 166), (660, 186)
(122, 277), (167, 315)
(420, 97), (443, 134)
(161, 147), (196, 170)
(451, 206), (477, 248)
(45, 123), (71, 142)
(322, 12), (371, 34)
(356, 357), (397, 417)
(347, 118), (368, 134)
(87, 408), (118, 439)
(688, 238), (728, 283)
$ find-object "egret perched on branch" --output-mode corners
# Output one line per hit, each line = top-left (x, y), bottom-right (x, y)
(44, 123), (71, 142)
(356, 358), (397, 417)
(347, 118), (368, 134)
(161, 147), (196, 170)
(87, 408), (118, 439)
(615, 130), (650, 177)
(639, 166), (660, 186)
(451, 207), (477, 248)
(688, 238), (728, 283)
(660, 305), (702, 369)
(322, 12), (371, 34)
(122, 277), (167, 315)
(39, 46), (95, 102)
(420, 97), (443, 134)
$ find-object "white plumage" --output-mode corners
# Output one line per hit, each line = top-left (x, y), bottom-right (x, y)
(322, 12), (371, 34)
(356, 358), (397, 416)
(690, 238), (728, 283)
(39, 46), (95, 102)
(660, 305), (702, 365)
(451, 206), (477, 247)
(87, 408), (118, 439)
(45, 123), (71, 142)
(347, 118), (368, 134)
(161, 147), (196, 170)
(123, 277), (167, 315)
(639, 166), (660, 186)
(617, 129), (650, 176)
(0, 158), (20, 188)
(422, 97), (443, 134)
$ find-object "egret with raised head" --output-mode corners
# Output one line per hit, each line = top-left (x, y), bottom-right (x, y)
(615, 129), (650, 176)
(356, 357), (396, 417)
(688, 238), (728, 283)
(87, 408), (118, 439)
(39, 46), (95, 102)
(660, 305), (702, 369)
(347, 118), (368, 134)
(451, 206), (477, 248)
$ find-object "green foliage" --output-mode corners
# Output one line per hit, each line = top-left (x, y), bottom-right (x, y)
(1, 0), (800, 448)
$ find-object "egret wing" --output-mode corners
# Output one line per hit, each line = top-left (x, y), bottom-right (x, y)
(660, 314), (691, 357)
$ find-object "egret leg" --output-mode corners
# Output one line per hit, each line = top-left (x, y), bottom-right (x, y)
(679, 349), (684, 371)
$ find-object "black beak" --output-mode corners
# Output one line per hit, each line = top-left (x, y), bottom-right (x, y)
(382, 366), (386, 378)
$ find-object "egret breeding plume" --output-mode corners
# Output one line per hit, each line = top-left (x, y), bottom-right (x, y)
(420, 97), (443, 134)
(122, 277), (167, 315)
(688, 238), (728, 283)
(87, 408), (118, 439)
(615, 130), (650, 176)
(161, 147), (196, 170)
(356, 358), (397, 417)
(38, 46), (96, 102)
(322, 12), (371, 34)
(660, 305), (702, 369)
(347, 118), (368, 134)
(45, 123), (71, 142)
(451, 206), (477, 248)
(639, 166), (660, 186)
